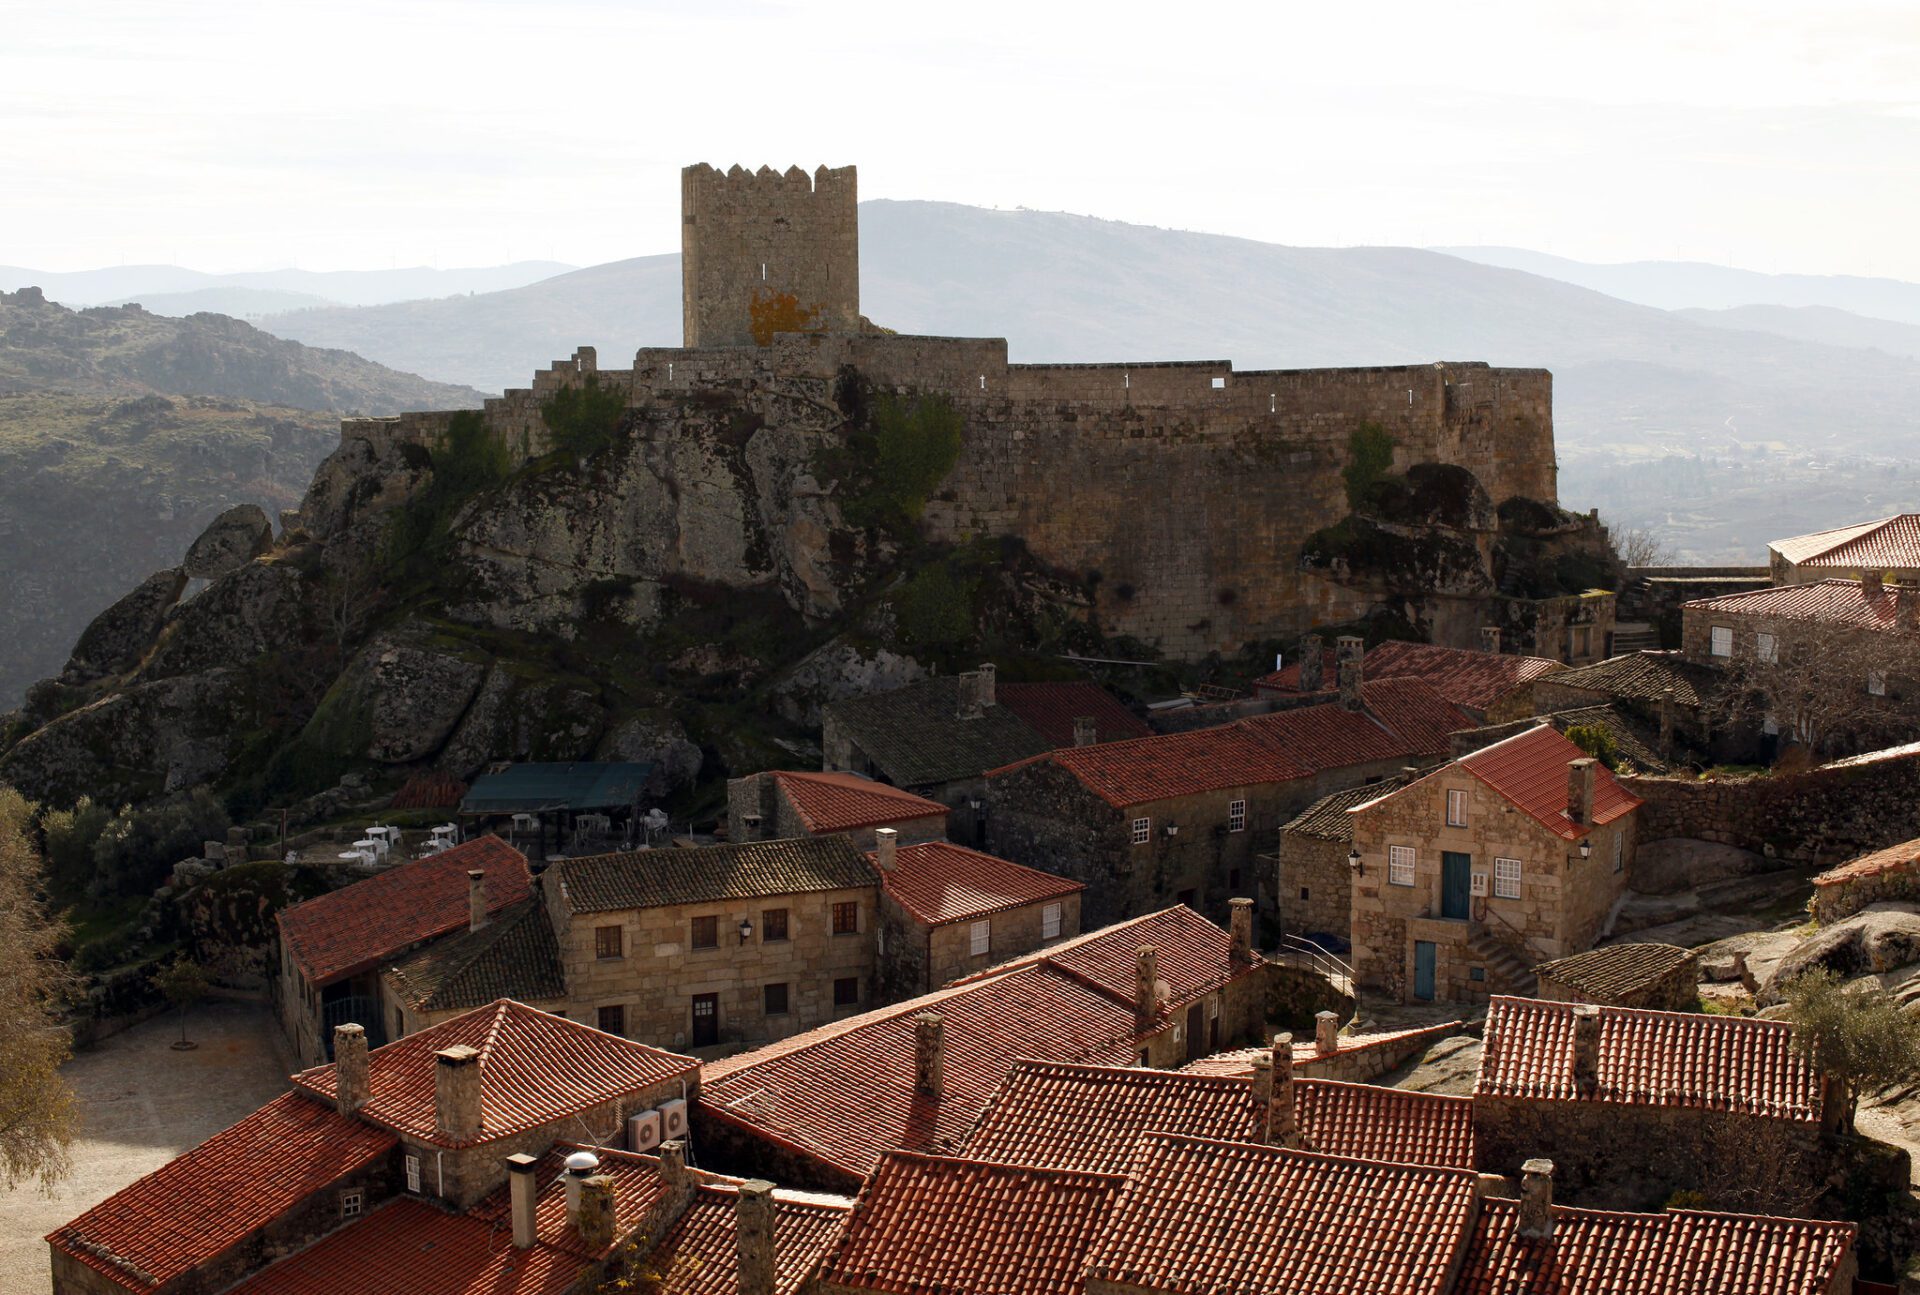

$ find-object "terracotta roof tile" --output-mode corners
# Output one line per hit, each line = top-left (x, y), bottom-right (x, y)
(949, 906), (1253, 1016)
(1773, 514), (1920, 570)
(651, 1182), (853, 1295)
(1814, 835), (1920, 887)
(558, 836), (876, 913)
(1530, 942), (1694, 1001)
(1476, 996), (1824, 1122)
(876, 840), (1083, 926)
(1257, 641), (1562, 713)
(770, 771), (950, 834)
(1456, 1198), (1856, 1295)
(383, 898), (568, 1014)
(962, 1062), (1260, 1173)
(469, 1142), (674, 1259)
(46, 1092), (396, 1290)
(1534, 650), (1717, 708)
(1685, 577), (1918, 633)
(277, 836), (530, 984)
(1085, 1133), (1480, 1295)
(1294, 1079), (1475, 1168)
(997, 681), (1153, 747)
(1452, 723), (1642, 841)
(818, 1151), (1122, 1295)
(293, 999), (698, 1147)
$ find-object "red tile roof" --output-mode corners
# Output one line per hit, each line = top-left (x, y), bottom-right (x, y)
(818, 1150), (1123, 1295)
(1085, 1134), (1480, 1295)
(1773, 514), (1920, 570)
(1456, 1198), (1856, 1295)
(1476, 996), (1824, 1122)
(997, 681), (1153, 747)
(277, 835), (530, 984)
(770, 771), (950, 834)
(1356, 676), (1484, 753)
(1255, 640), (1562, 713)
(876, 840), (1084, 927)
(651, 1182), (853, 1295)
(962, 1061), (1259, 1173)
(293, 999), (698, 1148)
(1684, 577), (1918, 633)
(1450, 722), (1642, 840)
(46, 1092), (396, 1291)
(1294, 1079), (1475, 1168)
(1814, 834), (1920, 887)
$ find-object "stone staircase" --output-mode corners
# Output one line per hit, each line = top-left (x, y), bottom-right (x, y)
(1611, 620), (1661, 655)
(1466, 932), (1538, 998)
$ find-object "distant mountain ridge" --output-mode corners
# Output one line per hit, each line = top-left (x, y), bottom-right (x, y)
(0, 260), (577, 309)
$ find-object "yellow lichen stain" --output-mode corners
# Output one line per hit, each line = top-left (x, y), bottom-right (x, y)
(748, 290), (822, 347)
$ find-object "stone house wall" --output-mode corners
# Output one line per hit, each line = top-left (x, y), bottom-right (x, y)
(1349, 770), (1635, 1003)
(1275, 832), (1357, 942)
(724, 772), (946, 848)
(553, 885), (878, 1051)
(1812, 864), (1920, 926)
(1680, 603), (1917, 705)
(877, 891), (1083, 998)
(274, 937), (328, 1068)
(1535, 958), (1697, 1011)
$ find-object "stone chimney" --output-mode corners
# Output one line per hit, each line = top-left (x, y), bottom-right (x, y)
(1481, 626), (1502, 655)
(433, 1044), (483, 1141)
(1296, 636), (1325, 692)
(1658, 686), (1676, 755)
(874, 827), (898, 872)
(913, 1012), (945, 1100)
(1566, 758), (1597, 828)
(659, 1139), (690, 1206)
(333, 1023), (370, 1116)
(1864, 569), (1885, 597)
(956, 670), (983, 720)
(1898, 580), (1920, 629)
(1265, 1033), (1298, 1147)
(506, 1153), (539, 1248)
(1249, 1053), (1273, 1108)
(1073, 715), (1098, 747)
(564, 1150), (600, 1225)
(736, 1179), (776, 1295)
(1315, 1010), (1340, 1055)
(1571, 1004), (1601, 1094)
(577, 1174), (616, 1250)
(1517, 1158), (1555, 1240)
(1228, 898), (1253, 964)
(468, 869), (488, 933)
(1134, 945), (1161, 1023)
(1335, 636), (1365, 712)
(977, 663), (997, 708)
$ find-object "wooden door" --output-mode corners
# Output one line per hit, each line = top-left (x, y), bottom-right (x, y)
(691, 993), (719, 1046)
(1441, 852), (1472, 920)
(1413, 941), (1437, 1002)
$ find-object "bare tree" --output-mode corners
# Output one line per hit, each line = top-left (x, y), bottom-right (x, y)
(1704, 617), (1920, 759)
(320, 559), (379, 657)
(0, 787), (76, 1190)
(1609, 522), (1672, 569)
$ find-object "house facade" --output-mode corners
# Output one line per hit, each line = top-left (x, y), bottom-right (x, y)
(1349, 723), (1642, 1004)
(726, 769), (950, 849)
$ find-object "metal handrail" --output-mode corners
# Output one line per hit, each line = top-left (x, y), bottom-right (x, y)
(1271, 933), (1359, 1014)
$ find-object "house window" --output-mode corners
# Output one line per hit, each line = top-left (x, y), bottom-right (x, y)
(763, 908), (789, 941)
(1042, 902), (1062, 939)
(1756, 631), (1777, 663)
(1228, 800), (1247, 832)
(690, 915), (719, 949)
(1869, 671), (1888, 697)
(970, 920), (991, 956)
(341, 1189), (363, 1219)
(764, 983), (789, 1016)
(1710, 625), (1733, 657)
(1445, 789), (1468, 828)
(1493, 857), (1521, 900)
(833, 977), (859, 1008)
(404, 1154), (421, 1194)
(597, 1004), (626, 1037)
(1388, 846), (1415, 887)
(1613, 832), (1624, 874)
(832, 901), (859, 935)
(1131, 817), (1151, 845)
(595, 925), (623, 959)
(1299, 887), (1310, 901)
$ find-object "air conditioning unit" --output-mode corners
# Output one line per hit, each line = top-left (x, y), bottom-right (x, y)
(627, 1109), (662, 1153)
(659, 1097), (690, 1141)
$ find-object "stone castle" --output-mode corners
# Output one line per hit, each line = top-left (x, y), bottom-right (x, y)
(329, 162), (1569, 661)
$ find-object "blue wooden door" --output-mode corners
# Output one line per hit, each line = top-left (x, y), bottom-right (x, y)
(1441, 851), (1472, 920)
(1413, 941), (1437, 1001)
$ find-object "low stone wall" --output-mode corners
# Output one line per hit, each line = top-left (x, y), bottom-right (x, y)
(1812, 863), (1920, 926)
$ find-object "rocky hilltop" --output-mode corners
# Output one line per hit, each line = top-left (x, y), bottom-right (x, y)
(0, 288), (488, 705)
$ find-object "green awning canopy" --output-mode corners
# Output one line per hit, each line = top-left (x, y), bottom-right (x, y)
(459, 761), (655, 815)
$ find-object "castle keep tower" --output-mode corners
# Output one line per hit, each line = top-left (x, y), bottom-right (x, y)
(681, 163), (859, 348)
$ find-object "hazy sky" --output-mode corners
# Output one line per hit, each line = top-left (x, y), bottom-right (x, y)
(7, 0), (1920, 278)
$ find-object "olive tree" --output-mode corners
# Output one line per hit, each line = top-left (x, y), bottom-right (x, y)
(1781, 968), (1920, 1132)
(0, 787), (76, 1190)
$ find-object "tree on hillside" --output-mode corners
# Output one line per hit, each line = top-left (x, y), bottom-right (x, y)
(154, 955), (211, 1050)
(1781, 968), (1920, 1133)
(1704, 619), (1920, 760)
(0, 787), (76, 1190)
(1609, 523), (1672, 570)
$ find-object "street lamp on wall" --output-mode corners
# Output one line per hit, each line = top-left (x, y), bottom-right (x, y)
(738, 918), (753, 945)
(1569, 838), (1592, 864)
(1347, 847), (1364, 875)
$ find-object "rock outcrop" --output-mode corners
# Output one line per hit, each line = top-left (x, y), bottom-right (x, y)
(181, 504), (273, 579)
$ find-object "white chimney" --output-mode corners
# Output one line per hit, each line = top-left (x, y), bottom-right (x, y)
(875, 827), (898, 871)
(468, 869), (488, 933)
(564, 1149), (600, 1225)
(506, 1152), (538, 1248)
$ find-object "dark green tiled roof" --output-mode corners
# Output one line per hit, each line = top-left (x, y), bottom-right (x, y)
(825, 678), (1052, 788)
(384, 898), (567, 1013)
(558, 836), (878, 914)
(1280, 775), (1409, 843)
(460, 761), (655, 814)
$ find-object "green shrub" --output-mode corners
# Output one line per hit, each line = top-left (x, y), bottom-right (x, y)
(1564, 723), (1620, 770)
(42, 796), (112, 897)
(893, 562), (978, 648)
(1342, 423), (1395, 509)
(384, 410), (514, 572)
(837, 392), (964, 532)
(87, 790), (230, 898)
(541, 375), (628, 461)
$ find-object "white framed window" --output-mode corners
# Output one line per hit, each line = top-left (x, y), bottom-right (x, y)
(1613, 832), (1624, 874)
(1710, 625), (1733, 657)
(1131, 817), (1151, 845)
(1388, 845), (1415, 887)
(1228, 800), (1247, 832)
(1445, 789), (1468, 828)
(341, 1189), (364, 1219)
(1042, 902), (1062, 939)
(1493, 857), (1522, 899)
(404, 1154), (421, 1194)
(970, 920), (991, 956)
(1869, 671), (1888, 697)
(1756, 631), (1777, 663)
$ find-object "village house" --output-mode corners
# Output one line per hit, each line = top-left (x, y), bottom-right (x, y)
(726, 769), (950, 848)
(272, 835), (532, 1065)
(1683, 576), (1919, 693)
(1448, 701), (1674, 775)
(821, 668), (1151, 844)
(1255, 633), (1566, 723)
(985, 658), (1472, 928)
(1530, 942), (1697, 1010)
(1348, 723), (1642, 1004)
(870, 830), (1085, 996)
(693, 904), (1273, 1193)
(1273, 775), (1408, 946)
(380, 893), (569, 1037)
(1522, 652), (1714, 759)
(1770, 513), (1920, 585)
(543, 836), (880, 1051)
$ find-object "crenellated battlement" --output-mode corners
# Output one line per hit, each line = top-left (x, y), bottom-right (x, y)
(681, 162), (859, 348)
